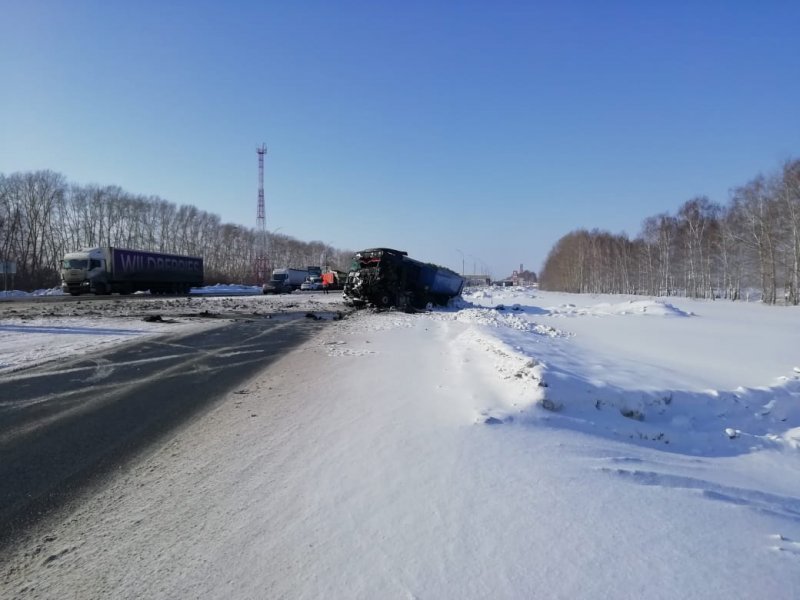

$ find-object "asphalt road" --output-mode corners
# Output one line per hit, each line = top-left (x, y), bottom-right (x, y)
(0, 313), (329, 544)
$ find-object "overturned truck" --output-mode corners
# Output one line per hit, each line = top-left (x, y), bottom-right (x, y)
(343, 248), (465, 310)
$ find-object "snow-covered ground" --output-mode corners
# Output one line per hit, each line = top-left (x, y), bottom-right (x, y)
(2, 287), (800, 599)
(0, 286), (339, 374)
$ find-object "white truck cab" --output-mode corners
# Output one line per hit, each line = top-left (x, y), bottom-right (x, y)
(61, 247), (110, 295)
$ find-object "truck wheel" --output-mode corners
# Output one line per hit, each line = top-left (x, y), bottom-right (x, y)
(403, 293), (415, 311)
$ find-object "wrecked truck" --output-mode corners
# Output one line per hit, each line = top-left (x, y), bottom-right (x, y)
(343, 248), (465, 310)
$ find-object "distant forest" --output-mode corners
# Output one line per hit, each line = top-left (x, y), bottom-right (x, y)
(0, 170), (353, 289)
(539, 159), (800, 305)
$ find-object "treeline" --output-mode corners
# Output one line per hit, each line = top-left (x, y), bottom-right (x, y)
(0, 170), (353, 289)
(539, 159), (800, 305)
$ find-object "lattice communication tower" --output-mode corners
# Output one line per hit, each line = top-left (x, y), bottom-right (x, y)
(254, 143), (268, 284)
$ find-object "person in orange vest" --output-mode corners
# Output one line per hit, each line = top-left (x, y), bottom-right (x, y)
(322, 272), (334, 294)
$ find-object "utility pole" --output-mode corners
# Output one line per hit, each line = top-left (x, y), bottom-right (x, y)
(456, 248), (465, 276)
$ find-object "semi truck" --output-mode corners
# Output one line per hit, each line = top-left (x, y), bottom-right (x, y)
(343, 248), (465, 310)
(262, 267), (308, 294)
(60, 247), (204, 296)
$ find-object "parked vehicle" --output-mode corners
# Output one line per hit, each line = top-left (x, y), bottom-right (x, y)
(262, 268), (308, 294)
(343, 248), (465, 310)
(300, 276), (323, 291)
(60, 247), (203, 296)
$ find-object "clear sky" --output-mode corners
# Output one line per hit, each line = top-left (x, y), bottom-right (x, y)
(2, 1), (799, 277)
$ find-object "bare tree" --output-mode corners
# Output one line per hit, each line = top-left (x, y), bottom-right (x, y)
(731, 176), (780, 304)
(676, 196), (720, 298)
(777, 160), (800, 304)
(0, 169), (356, 289)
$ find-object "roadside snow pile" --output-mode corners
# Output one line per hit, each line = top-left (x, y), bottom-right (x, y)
(464, 285), (537, 300)
(462, 288), (691, 318)
(546, 299), (692, 318)
(446, 327), (549, 424)
(431, 306), (564, 337)
(436, 289), (800, 456)
(31, 288), (65, 296)
(192, 283), (261, 295)
(1, 283), (265, 298)
(1, 288), (65, 298)
(0, 290), (34, 298)
(531, 359), (800, 456)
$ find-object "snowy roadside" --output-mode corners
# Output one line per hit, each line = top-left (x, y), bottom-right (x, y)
(3, 288), (800, 599)
(0, 290), (346, 374)
(455, 288), (800, 454)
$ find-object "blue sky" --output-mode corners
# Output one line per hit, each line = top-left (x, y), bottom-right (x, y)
(2, 1), (799, 277)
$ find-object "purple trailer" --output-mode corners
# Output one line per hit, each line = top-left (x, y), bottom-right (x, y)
(61, 246), (204, 295)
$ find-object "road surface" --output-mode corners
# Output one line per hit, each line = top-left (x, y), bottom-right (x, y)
(0, 313), (331, 544)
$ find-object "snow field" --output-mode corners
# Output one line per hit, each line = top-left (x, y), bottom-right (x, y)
(460, 288), (800, 455)
(2, 288), (800, 598)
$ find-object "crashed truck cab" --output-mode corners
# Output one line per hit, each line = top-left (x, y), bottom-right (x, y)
(343, 248), (465, 310)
